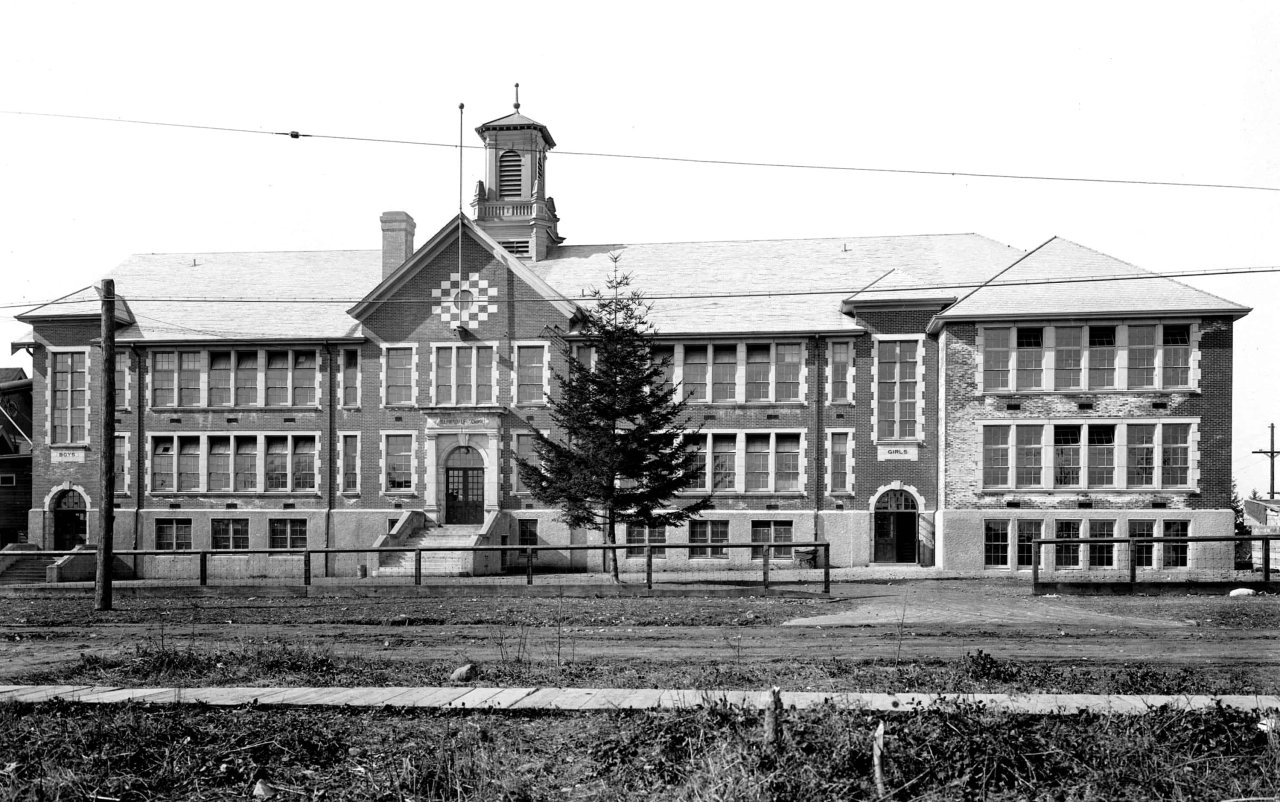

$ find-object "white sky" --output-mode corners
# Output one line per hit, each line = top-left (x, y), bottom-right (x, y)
(2, 1), (1279, 494)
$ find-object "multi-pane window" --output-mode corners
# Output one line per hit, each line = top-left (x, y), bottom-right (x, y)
(775, 344), (802, 401)
(208, 352), (232, 406)
(235, 352), (258, 405)
(689, 520), (728, 558)
(746, 345), (770, 401)
(745, 435), (770, 491)
(207, 437), (231, 491)
(113, 435), (128, 495)
(156, 519), (192, 550)
(984, 322), (1197, 393)
(513, 433), (537, 494)
(1087, 326), (1117, 389)
(1053, 425), (1082, 487)
(385, 434), (413, 491)
(292, 437), (316, 491)
(683, 348), (707, 402)
(774, 434), (800, 491)
(385, 347), (414, 406)
(151, 439), (174, 491)
(1162, 424), (1190, 486)
(235, 439), (257, 492)
(877, 340), (918, 439)
(517, 519), (538, 547)
(1162, 520), (1190, 568)
(341, 349), (359, 407)
(1054, 327), (1082, 390)
(341, 434), (359, 492)
(1016, 521), (1040, 568)
(712, 346), (737, 402)
(268, 519), (307, 549)
(829, 432), (849, 494)
(150, 352), (176, 407)
(984, 421), (1193, 491)
(212, 518), (249, 550)
(178, 352), (202, 406)
(1130, 520), (1155, 568)
(984, 520), (1010, 568)
(712, 434), (736, 490)
(1054, 520), (1081, 568)
(435, 345), (495, 405)
(625, 524), (665, 558)
(1086, 425), (1116, 487)
(1088, 520), (1115, 568)
(983, 427), (1010, 487)
(516, 345), (546, 404)
(50, 351), (87, 443)
(830, 341), (851, 402)
(114, 352), (129, 409)
(686, 436), (706, 490)
(291, 353), (316, 406)
(1015, 328), (1043, 390)
(751, 520), (792, 559)
(265, 437), (289, 490)
(1162, 326), (1192, 387)
(265, 352), (290, 406)
(651, 345), (675, 394)
(1015, 426), (1043, 487)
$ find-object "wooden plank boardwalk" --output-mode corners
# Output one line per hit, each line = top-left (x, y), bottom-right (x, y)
(1, 685), (1278, 714)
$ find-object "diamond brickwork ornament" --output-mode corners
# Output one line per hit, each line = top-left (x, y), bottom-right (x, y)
(431, 271), (496, 328)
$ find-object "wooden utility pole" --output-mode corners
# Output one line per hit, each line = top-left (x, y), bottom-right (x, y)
(1253, 423), (1279, 500)
(95, 279), (116, 612)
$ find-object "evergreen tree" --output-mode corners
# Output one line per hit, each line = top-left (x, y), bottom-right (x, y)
(517, 257), (711, 580)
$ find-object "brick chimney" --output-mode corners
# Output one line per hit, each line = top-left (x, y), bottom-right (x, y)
(380, 211), (416, 278)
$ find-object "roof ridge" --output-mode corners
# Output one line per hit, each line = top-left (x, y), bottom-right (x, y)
(132, 248), (379, 257)
(558, 232), (1011, 249)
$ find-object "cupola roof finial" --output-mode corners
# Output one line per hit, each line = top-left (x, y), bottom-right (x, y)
(513, 82), (520, 111)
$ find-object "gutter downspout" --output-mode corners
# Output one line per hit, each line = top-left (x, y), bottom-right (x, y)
(812, 335), (823, 565)
(324, 342), (336, 578)
(132, 344), (143, 575)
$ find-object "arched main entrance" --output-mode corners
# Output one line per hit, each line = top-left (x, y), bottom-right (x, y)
(873, 489), (918, 563)
(444, 447), (484, 525)
(51, 490), (88, 550)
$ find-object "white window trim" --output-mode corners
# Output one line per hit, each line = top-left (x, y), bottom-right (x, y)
(338, 430), (360, 494)
(826, 339), (856, 405)
(678, 429), (807, 495)
(380, 430), (418, 495)
(145, 431), (321, 495)
(512, 341), (551, 406)
(113, 350), (131, 411)
(979, 320), (1200, 395)
(826, 428), (855, 496)
(980, 418), (1199, 493)
(431, 341), (500, 406)
(381, 343), (418, 408)
(47, 346), (92, 446)
(340, 348), (362, 409)
(512, 429), (543, 495)
(980, 517), (1044, 571)
(146, 347), (321, 410)
(870, 335), (925, 443)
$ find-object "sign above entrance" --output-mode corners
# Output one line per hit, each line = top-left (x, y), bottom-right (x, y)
(877, 444), (919, 461)
(51, 449), (86, 463)
(427, 413), (500, 430)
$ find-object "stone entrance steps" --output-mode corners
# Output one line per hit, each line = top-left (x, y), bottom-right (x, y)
(376, 526), (481, 577)
(0, 557), (52, 585)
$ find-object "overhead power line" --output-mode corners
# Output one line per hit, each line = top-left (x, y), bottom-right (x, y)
(1, 264), (1274, 312)
(3, 109), (1279, 194)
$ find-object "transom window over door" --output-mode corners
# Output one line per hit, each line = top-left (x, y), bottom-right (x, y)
(877, 340), (918, 440)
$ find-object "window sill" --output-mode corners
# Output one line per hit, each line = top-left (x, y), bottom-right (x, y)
(979, 487), (1197, 495)
(151, 406), (324, 412)
(50, 443), (89, 450)
(146, 491), (323, 498)
(983, 388), (1199, 397)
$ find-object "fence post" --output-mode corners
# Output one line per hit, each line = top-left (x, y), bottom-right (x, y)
(526, 548), (534, 585)
(1032, 538), (1040, 586)
(762, 543), (771, 590)
(198, 551), (208, 587)
(414, 549), (422, 586)
(1128, 536), (1137, 586)
(645, 544), (653, 590)
(302, 550), (311, 586)
(1265, 538), (1272, 584)
(823, 543), (831, 595)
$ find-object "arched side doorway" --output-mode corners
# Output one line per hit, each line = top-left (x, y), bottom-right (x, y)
(444, 446), (485, 525)
(51, 490), (88, 550)
(873, 489), (918, 563)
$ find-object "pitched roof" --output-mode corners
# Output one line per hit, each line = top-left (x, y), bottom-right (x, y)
(476, 111), (556, 148)
(532, 234), (1024, 335)
(0, 368), (27, 383)
(22, 251), (380, 343)
(932, 237), (1251, 327)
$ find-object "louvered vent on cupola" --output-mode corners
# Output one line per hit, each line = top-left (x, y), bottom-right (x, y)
(500, 239), (530, 257)
(498, 150), (522, 198)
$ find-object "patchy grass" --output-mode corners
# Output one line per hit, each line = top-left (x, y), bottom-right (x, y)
(17, 641), (1280, 695)
(1, 594), (824, 628)
(1, 700), (1277, 801)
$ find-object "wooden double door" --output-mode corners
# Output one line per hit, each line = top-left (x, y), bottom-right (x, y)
(443, 446), (484, 525)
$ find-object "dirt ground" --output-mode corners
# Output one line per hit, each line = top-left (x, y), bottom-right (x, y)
(1, 579), (1277, 682)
